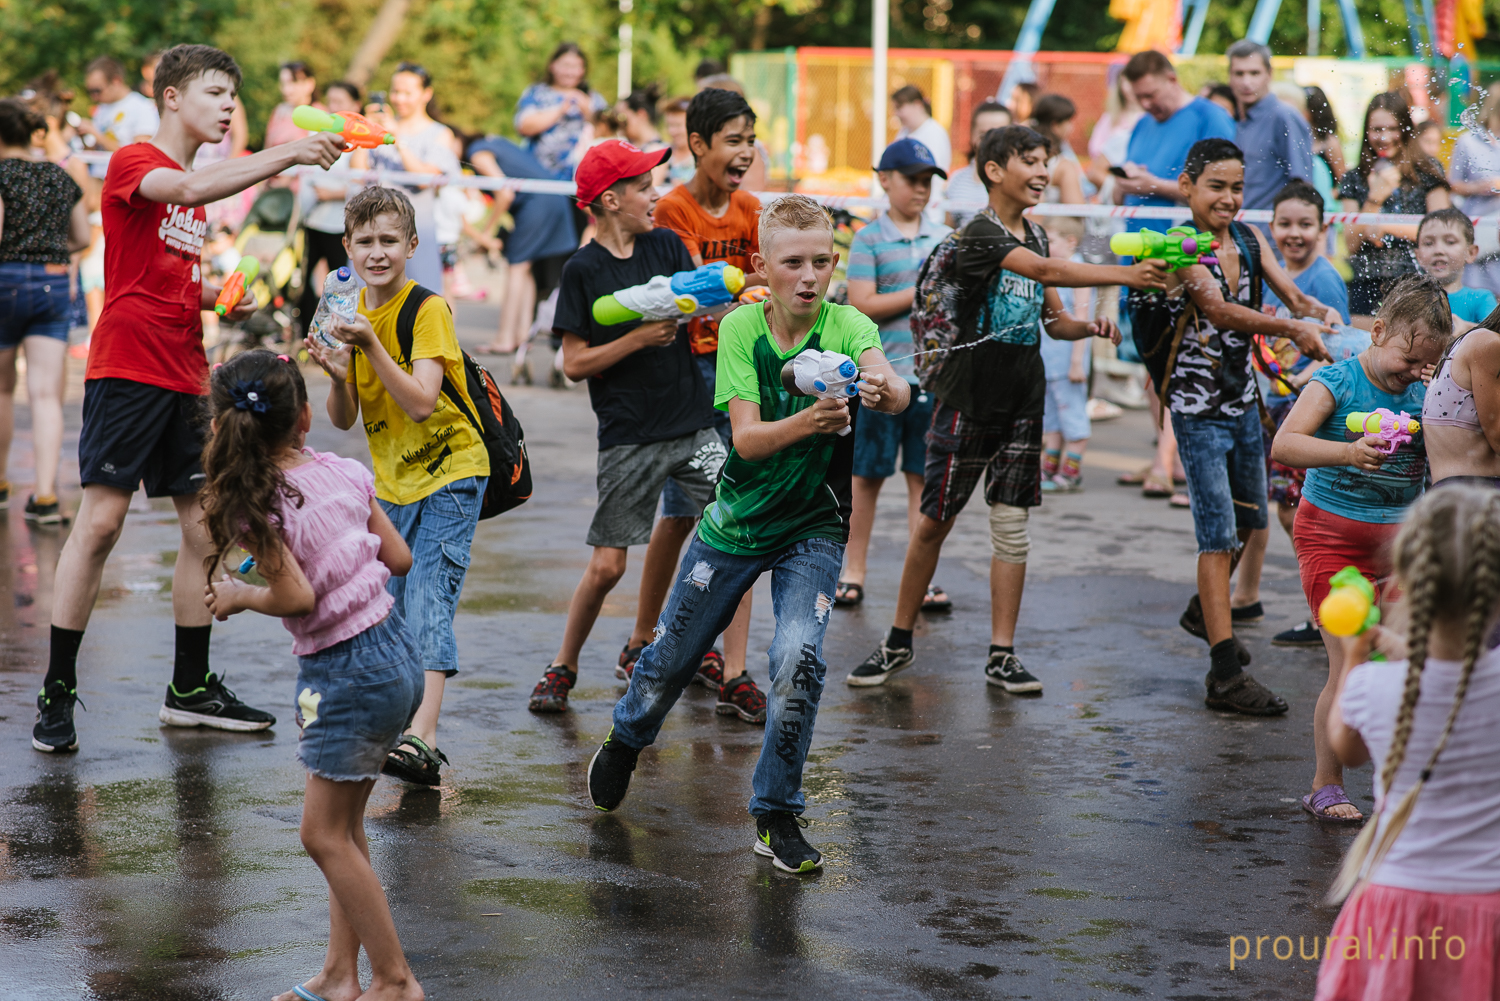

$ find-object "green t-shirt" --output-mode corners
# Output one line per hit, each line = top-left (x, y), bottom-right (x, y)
(698, 300), (883, 556)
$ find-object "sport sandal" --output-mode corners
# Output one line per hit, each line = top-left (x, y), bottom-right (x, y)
(382, 735), (449, 786)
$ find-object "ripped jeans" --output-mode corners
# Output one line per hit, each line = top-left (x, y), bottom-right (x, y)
(612, 535), (843, 817)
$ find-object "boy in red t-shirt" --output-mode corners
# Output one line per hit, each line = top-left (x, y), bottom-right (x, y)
(32, 44), (342, 754)
(630, 87), (768, 722)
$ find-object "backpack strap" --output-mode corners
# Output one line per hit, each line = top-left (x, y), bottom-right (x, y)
(393, 284), (485, 435)
(1229, 221), (1262, 312)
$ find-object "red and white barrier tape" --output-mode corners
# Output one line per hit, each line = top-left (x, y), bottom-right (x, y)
(69, 150), (1456, 227)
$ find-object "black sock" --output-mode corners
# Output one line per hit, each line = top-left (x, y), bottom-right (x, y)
(989, 645), (1014, 656)
(887, 626), (914, 650)
(45, 626), (84, 690)
(172, 625), (213, 693)
(1209, 638), (1242, 683)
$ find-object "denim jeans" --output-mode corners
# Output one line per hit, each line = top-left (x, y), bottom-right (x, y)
(0, 261), (72, 347)
(1170, 408), (1268, 553)
(379, 475), (486, 675)
(612, 534), (843, 816)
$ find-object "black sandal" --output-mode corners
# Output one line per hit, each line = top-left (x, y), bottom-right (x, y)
(382, 735), (449, 786)
(833, 581), (864, 607)
(922, 583), (952, 613)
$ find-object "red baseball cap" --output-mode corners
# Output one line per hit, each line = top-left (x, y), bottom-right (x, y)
(574, 139), (672, 210)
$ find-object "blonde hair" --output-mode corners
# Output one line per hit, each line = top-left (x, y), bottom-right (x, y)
(1328, 485), (1500, 903)
(1043, 216), (1085, 243)
(345, 185), (416, 241)
(758, 194), (834, 252)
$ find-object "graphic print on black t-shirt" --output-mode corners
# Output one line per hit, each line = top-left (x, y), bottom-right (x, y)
(552, 227), (716, 448)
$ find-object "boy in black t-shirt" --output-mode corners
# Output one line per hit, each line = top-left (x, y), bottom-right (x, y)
(846, 125), (1164, 694)
(528, 140), (726, 714)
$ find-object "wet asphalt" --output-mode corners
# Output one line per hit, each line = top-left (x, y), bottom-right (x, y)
(0, 303), (1364, 1000)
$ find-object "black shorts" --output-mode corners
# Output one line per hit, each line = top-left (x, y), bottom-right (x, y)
(921, 400), (1042, 522)
(79, 378), (207, 497)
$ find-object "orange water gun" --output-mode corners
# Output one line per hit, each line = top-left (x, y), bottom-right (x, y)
(214, 256), (259, 317)
(292, 105), (395, 151)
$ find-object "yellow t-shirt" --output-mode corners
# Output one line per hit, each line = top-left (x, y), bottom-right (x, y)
(347, 280), (489, 505)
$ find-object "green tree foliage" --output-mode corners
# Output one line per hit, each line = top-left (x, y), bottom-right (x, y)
(0, 0), (1463, 150)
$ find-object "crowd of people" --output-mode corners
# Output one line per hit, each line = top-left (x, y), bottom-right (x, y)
(7, 34), (1500, 1001)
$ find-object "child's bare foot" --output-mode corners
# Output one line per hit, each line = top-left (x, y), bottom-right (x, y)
(355, 975), (423, 1001)
(273, 975), (362, 1001)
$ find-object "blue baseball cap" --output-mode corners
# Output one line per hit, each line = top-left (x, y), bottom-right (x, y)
(876, 137), (947, 179)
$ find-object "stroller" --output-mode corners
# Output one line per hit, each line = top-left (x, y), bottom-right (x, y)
(210, 185), (305, 361)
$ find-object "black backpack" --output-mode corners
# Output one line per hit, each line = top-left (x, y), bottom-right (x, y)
(389, 285), (532, 519)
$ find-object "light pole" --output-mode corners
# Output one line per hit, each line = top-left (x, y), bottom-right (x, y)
(618, 0), (633, 101)
(871, 0), (888, 195)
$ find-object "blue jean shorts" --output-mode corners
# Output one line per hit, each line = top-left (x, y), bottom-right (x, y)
(1042, 378), (1090, 442)
(853, 386), (933, 478)
(295, 613), (425, 782)
(1170, 408), (1269, 553)
(0, 262), (72, 348)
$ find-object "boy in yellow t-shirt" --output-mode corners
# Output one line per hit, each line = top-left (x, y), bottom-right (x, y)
(307, 186), (489, 787)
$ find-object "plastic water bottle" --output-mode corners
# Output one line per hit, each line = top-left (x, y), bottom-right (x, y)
(309, 267), (360, 350)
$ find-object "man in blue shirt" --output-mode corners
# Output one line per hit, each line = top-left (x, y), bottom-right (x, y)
(1115, 50), (1237, 232)
(1228, 39), (1315, 213)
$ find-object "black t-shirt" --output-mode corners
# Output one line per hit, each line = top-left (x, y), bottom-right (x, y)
(552, 228), (714, 447)
(930, 211), (1048, 425)
(0, 159), (82, 265)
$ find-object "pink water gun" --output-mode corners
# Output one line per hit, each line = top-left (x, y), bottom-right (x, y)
(1345, 409), (1420, 455)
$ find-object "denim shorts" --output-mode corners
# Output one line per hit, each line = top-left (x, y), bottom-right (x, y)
(1041, 378), (1090, 442)
(0, 262), (72, 347)
(295, 613), (425, 782)
(853, 387), (933, 479)
(1170, 408), (1269, 553)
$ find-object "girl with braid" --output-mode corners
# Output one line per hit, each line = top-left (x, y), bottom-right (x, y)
(1316, 486), (1500, 999)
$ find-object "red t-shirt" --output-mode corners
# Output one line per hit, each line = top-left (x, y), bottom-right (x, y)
(88, 143), (211, 394)
(653, 186), (760, 355)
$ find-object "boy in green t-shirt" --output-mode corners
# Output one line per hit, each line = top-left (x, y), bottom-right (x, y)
(585, 195), (909, 873)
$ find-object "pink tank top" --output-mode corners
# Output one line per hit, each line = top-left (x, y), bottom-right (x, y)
(278, 450), (394, 655)
(1423, 340), (1482, 432)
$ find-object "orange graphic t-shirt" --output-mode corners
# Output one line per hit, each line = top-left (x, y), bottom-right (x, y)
(653, 186), (761, 355)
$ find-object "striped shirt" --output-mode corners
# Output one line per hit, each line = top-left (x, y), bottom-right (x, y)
(847, 211), (951, 383)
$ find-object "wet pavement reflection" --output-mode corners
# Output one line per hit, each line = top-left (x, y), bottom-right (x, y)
(1, 330), (1355, 999)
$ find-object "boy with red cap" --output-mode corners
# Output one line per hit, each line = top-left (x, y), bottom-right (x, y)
(527, 140), (730, 714)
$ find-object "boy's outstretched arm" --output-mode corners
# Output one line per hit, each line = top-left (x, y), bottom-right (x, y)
(138, 133), (343, 207)
(998, 246), (1167, 291)
(1178, 263), (1333, 362)
(1041, 288), (1121, 344)
(854, 347), (911, 415)
(1254, 228), (1339, 324)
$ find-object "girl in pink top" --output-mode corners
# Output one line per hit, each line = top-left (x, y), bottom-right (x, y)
(198, 350), (425, 1001)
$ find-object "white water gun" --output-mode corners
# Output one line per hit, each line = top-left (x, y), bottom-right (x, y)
(780, 349), (861, 436)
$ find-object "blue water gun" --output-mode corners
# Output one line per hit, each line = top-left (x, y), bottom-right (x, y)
(592, 261), (749, 324)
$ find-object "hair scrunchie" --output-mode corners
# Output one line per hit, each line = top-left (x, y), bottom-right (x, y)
(231, 379), (271, 414)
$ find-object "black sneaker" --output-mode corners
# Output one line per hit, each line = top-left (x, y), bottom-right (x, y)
(1179, 594), (1252, 665)
(587, 726), (641, 812)
(159, 673), (276, 731)
(984, 651), (1043, 693)
(1273, 620), (1324, 647)
(33, 679), (81, 753)
(1204, 670), (1289, 716)
(846, 642), (914, 687)
(754, 811), (823, 873)
(1231, 600), (1264, 623)
(23, 495), (63, 525)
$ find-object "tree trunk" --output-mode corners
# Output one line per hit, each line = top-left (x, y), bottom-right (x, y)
(345, 0), (411, 89)
(752, 4), (772, 50)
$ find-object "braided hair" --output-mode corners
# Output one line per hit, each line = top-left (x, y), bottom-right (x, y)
(1329, 486), (1500, 902)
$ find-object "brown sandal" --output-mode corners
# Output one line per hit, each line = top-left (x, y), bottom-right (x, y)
(1117, 464), (1151, 486)
(1142, 473), (1174, 498)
